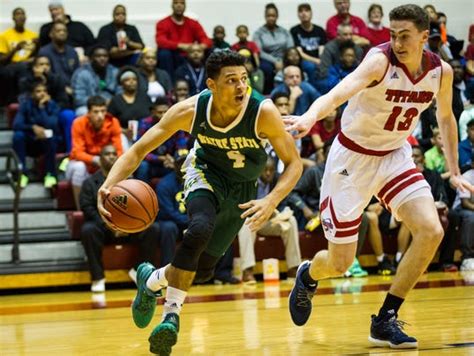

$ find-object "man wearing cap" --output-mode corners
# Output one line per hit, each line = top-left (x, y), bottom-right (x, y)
(39, 1), (95, 62)
(426, 21), (452, 62)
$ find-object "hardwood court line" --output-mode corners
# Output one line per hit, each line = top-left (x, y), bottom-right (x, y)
(0, 277), (471, 316)
(344, 343), (474, 355)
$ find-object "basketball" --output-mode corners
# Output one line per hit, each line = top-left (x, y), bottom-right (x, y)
(104, 179), (159, 234)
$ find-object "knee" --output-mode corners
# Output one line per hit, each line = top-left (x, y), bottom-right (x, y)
(80, 222), (102, 242)
(416, 221), (444, 246)
(185, 214), (215, 249)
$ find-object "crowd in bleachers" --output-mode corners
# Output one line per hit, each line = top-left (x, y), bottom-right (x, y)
(1, 0), (474, 289)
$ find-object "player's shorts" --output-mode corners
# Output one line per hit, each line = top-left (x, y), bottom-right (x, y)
(183, 155), (257, 257)
(320, 133), (432, 244)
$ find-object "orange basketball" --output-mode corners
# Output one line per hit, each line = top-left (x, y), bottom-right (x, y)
(104, 179), (159, 234)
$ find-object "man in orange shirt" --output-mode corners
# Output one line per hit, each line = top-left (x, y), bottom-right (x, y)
(66, 95), (122, 209)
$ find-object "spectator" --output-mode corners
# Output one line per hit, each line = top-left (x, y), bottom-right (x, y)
(423, 4), (439, 23)
(366, 4), (390, 46)
(97, 4), (144, 68)
(238, 158), (302, 283)
(66, 96), (122, 209)
(453, 152), (474, 272)
(253, 3), (294, 94)
(459, 119), (474, 173)
(71, 45), (120, 116)
(39, 0), (95, 63)
(272, 91), (291, 115)
(425, 128), (450, 179)
(309, 108), (341, 160)
(290, 3), (327, 89)
(273, 47), (305, 86)
(175, 44), (207, 95)
(326, 0), (370, 47)
(0, 7), (38, 65)
(155, 0), (212, 77)
(171, 79), (190, 104)
(437, 12), (463, 59)
(239, 48), (264, 94)
(108, 67), (151, 150)
(426, 22), (452, 62)
(137, 48), (173, 102)
(450, 60), (470, 121)
(12, 80), (59, 188)
(459, 104), (474, 141)
(18, 55), (76, 154)
(271, 65), (320, 116)
(211, 25), (230, 53)
(466, 25), (474, 78)
(318, 24), (364, 84)
(135, 97), (191, 181)
(231, 25), (260, 67)
(38, 22), (79, 87)
(326, 40), (359, 91)
(80, 144), (160, 292)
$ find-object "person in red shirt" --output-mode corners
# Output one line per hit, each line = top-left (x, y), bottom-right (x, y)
(326, 0), (370, 47)
(66, 95), (122, 209)
(309, 108), (341, 162)
(367, 4), (390, 46)
(231, 25), (260, 67)
(155, 0), (212, 78)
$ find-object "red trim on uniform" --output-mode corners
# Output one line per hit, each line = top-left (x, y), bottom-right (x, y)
(320, 197), (329, 213)
(384, 175), (425, 205)
(335, 227), (360, 238)
(377, 168), (419, 200)
(338, 133), (395, 157)
(329, 199), (362, 229)
(389, 48), (442, 85)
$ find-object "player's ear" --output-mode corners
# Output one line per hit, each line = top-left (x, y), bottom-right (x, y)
(206, 78), (216, 91)
(421, 29), (429, 43)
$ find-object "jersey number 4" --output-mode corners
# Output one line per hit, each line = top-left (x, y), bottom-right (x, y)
(227, 150), (245, 168)
(383, 106), (419, 131)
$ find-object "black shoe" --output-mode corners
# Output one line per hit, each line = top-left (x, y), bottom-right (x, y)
(369, 312), (418, 349)
(288, 261), (317, 326)
(214, 275), (241, 285)
(378, 256), (396, 276)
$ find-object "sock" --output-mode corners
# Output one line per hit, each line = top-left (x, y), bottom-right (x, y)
(163, 286), (187, 318)
(146, 265), (169, 292)
(301, 266), (317, 288)
(376, 293), (404, 321)
(395, 252), (403, 263)
(376, 254), (385, 263)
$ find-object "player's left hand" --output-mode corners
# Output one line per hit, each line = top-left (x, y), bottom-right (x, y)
(283, 115), (314, 139)
(450, 174), (474, 193)
(239, 198), (277, 232)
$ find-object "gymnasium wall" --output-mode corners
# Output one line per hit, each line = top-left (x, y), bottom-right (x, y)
(1, 0), (473, 49)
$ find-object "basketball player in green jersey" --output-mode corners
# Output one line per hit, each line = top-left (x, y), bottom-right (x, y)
(97, 51), (302, 355)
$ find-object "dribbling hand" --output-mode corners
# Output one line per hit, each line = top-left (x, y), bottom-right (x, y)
(283, 115), (314, 139)
(97, 186), (119, 231)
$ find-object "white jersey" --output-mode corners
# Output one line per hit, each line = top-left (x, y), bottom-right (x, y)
(341, 43), (442, 152)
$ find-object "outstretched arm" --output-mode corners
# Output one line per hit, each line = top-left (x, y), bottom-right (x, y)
(285, 52), (387, 138)
(436, 61), (474, 193)
(97, 96), (196, 220)
(239, 101), (303, 231)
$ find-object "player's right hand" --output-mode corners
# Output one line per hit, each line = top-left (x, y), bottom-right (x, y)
(97, 186), (119, 230)
(283, 115), (313, 139)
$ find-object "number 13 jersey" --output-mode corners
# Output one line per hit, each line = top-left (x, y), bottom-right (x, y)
(342, 43), (442, 151)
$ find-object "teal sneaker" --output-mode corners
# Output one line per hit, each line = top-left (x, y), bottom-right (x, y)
(20, 174), (29, 189)
(149, 313), (180, 355)
(345, 258), (368, 278)
(132, 262), (159, 328)
(43, 174), (57, 189)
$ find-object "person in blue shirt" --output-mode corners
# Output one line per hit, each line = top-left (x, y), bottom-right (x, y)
(327, 40), (359, 91)
(459, 119), (474, 173)
(12, 80), (60, 188)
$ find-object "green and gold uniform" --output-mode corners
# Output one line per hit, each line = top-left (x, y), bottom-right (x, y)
(182, 88), (270, 257)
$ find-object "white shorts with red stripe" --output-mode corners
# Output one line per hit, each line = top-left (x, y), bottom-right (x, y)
(320, 134), (432, 244)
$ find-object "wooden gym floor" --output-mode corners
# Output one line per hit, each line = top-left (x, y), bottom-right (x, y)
(1, 272), (473, 355)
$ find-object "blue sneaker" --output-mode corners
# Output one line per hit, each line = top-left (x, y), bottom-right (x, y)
(132, 262), (159, 328)
(369, 312), (418, 349)
(149, 312), (180, 355)
(288, 261), (317, 326)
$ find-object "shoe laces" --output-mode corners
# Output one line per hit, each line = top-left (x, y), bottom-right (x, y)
(386, 316), (411, 336)
(296, 286), (315, 307)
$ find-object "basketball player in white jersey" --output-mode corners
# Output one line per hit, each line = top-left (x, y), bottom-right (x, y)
(285, 4), (474, 349)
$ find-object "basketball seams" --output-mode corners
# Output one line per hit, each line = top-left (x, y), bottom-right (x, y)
(115, 182), (153, 221)
(143, 182), (158, 217)
(105, 196), (150, 233)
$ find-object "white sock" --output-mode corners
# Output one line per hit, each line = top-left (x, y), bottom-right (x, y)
(395, 252), (403, 263)
(376, 254), (385, 263)
(146, 265), (169, 292)
(162, 286), (187, 318)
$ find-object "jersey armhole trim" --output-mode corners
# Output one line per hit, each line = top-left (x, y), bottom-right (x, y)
(254, 98), (272, 141)
(189, 92), (202, 134)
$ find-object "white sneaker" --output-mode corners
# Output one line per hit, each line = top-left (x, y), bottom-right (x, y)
(461, 258), (474, 271)
(128, 268), (137, 284)
(91, 278), (106, 293)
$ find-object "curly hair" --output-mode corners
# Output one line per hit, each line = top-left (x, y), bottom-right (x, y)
(205, 50), (246, 79)
(389, 4), (429, 31)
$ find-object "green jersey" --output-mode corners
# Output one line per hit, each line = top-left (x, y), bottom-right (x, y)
(187, 88), (269, 182)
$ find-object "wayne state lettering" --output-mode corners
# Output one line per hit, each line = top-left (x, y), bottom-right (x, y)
(385, 89), (434, 103)
(197, 133), (260, 150)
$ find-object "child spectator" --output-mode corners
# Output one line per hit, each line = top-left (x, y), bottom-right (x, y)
(326, 40), (358, 91)
(13, 81), (59, 188)
(211, 25), (230, 53)
(459, 119), (474, 173)
(425, 128), (450, 179)
(238, 48), (264, 94)
(171, 79), (190, 104)
(231, 25), (260, 67)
